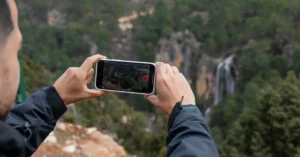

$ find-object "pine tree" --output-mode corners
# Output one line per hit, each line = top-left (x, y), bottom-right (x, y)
(220, 72), (300, 157)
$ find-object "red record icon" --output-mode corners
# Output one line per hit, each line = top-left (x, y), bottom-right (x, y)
(143, 76), (148, 81)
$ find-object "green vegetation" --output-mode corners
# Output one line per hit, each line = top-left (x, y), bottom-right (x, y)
(19, 0), (124, 75)
(22, 55), (54, 93)
(220, 72), (300, 157)
(18, 0), (300, 156)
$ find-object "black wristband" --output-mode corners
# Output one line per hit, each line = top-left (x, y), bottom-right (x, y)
(168, 102), (183, 132)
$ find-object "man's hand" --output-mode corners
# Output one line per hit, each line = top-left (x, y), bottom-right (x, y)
(145, 62), (195, 115)
(54, 54), (108, 105)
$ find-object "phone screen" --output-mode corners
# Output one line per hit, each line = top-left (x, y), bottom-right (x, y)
(96, 60), (155, 94)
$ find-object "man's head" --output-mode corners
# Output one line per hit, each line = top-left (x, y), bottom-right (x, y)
(0, 0), (22, 120)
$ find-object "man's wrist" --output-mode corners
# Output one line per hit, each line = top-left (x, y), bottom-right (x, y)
(53, 84), (68, 105)
(168, 102), (183, 131)
(44, 86), (67, 119)
(167, 102), (200, 132)
(181, 99), (196, 106)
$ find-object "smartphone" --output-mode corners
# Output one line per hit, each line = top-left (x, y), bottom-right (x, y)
(95, 59), (156, 95)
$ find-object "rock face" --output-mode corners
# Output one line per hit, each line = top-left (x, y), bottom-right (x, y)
(156, 31), (236, 107)
(110, 8), (155, 60)
(155, 30), (218, 101)
(156, 30), (201, 81)
(195, 54), (219, 101)
(32, 122), (126, 157)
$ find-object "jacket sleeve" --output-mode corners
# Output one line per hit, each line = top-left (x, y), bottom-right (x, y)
(166, 103), (219, 157)
(5, 86), (67, 156)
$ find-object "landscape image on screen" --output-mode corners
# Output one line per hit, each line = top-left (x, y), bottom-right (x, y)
(102, 61), (151, 93)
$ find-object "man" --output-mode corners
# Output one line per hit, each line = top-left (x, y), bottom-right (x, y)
(0, 0), (219, 157)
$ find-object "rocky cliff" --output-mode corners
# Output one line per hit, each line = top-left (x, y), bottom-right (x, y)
(32, 122), (126, 157)
(156, 31), (236, 105)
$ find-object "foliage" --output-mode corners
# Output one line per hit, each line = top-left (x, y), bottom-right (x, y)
(137, 0), (173, 62)
(220, 72), (300, 157)
(22, 55), (54, 93)
(19, 0), (124, 76)
(210, 94), (239, 137)
(142, 111), (168, 157)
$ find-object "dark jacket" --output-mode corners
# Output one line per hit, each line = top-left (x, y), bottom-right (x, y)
(0, 86), (66, 157)
(167, 102), (219, 157)
(0, 86), (218, 157)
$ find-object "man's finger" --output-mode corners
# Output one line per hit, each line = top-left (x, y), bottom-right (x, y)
(156, 62), (166, 80)
(165, 64), (173, 76)
(172, 66), (179, 75)
(144, 95), (159, 107)
(86, 89), (109, 98)
(86, 68), (95, 84)
(81, 54), (107, 72)
(179, 73), (186, 78)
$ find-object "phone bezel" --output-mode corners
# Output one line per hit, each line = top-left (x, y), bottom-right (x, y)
(95, 59), (156, 95)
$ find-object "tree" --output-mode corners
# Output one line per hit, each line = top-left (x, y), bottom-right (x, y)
(239, 40), (271, 86)
(22, 55), (54, 93)
(210, 94), (240, 139)
(271, 55), (289, 77)
(291, 48), (300, 73)
(220, 72), (300, 157)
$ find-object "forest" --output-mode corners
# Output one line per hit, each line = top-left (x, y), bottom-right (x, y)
(17, 0), (300, 156)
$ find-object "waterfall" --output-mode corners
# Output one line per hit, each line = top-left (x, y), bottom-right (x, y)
(224, 56), (235, 93)
(213, 63), (224, 105)
(67, 103), (80, 124)
(204, 107), (212, 124)
(145, 113), (156, 133)
(213, 55), (235, 105)
(204, 55), (235, 123)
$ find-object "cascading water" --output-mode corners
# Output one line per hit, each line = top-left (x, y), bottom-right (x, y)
(205, 55), (235, 123)
(213, 55), (235, 106)
(224, 56), (235, 93)
(204, 108), (212, 123)
(67, 103), (80, 124)
(213, 63), (224, 105)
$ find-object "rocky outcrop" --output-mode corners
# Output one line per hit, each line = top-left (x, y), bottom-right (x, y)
(32, 122), (126, 157)
(110, 8), (155, 60)
(155, 30), (218, 101)
(118, 8), (154, 32)
(156, 30), (201, 81)
(156, 31), (236, 107)
(48, 9), (65, 27)
(195, 54), (219, 101)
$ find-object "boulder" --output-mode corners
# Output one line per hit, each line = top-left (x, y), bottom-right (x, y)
(32, 122), (126, 157)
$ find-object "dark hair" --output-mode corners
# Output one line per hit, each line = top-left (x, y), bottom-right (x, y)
(0, 0), (13, 39)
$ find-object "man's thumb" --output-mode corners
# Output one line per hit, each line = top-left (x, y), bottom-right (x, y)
(86, 89), (108, 98)
(144, 95), (159, 106)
